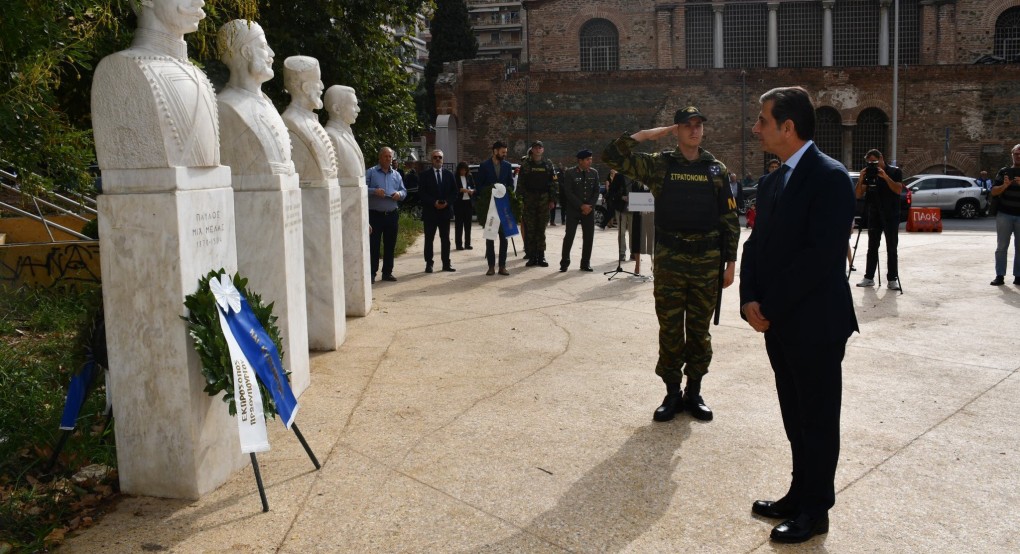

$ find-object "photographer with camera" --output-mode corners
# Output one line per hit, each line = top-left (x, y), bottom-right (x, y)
(989, 144), (1020, 286)
(854, 149), (904, 291)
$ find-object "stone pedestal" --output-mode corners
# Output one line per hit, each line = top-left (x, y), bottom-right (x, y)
(338, 177), (371, 316)
(301, 180), (346, 350)
(233, 173), (311, 396)
(98, 167), (245, 499)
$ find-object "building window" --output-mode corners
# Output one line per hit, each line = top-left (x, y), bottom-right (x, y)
(685, 3), (713, 69)
(723, 2), (767, 68)
(896, 1), (921, 66)
(995, 7), (1020, 61)
(853, 108), (888, 165)
(814, 107), (843, 161)
(580, 18), (619, 71)
(779, 2), (822, 67)
(834, 0), (879, 66)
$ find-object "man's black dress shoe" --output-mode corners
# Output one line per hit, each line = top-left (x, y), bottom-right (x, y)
(465, 245), (473, 250)
(559, 264), (568, 272)
(425, 265), (434, 273)
(752, 499), (797, 519)
(442, 266), (456, 272)
(537, 258), (549, 267)
(381, 274), (397, 282)
(525, 259), (538, 267)
(579, 265), (593, 272)
(770, 513), (829, 543)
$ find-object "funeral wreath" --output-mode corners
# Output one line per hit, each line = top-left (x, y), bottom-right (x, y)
(182, 269), (287, 418)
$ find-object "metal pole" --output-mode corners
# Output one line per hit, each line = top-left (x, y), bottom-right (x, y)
(741, 69), (747, 179)
(891, 0), (899, 165)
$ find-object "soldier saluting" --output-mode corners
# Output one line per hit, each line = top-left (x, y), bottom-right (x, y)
(602, 106), (740, 422)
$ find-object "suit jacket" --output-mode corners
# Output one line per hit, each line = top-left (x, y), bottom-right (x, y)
(419, 166), (457, 220)
(739, 143), (858, 343)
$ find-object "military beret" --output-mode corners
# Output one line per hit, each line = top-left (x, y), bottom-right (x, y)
(674, 106), (707, 124)
(576, 149), (593, 159)
(531, 140), (544, 148)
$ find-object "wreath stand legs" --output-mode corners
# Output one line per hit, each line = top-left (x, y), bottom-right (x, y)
(249, 422), (321, 512)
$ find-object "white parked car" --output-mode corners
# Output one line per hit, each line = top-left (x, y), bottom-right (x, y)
(903, 174), (988, 219)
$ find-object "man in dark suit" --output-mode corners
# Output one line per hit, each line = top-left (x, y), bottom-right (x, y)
(739, 86), (858, 544)
(420, 149), (457, 273)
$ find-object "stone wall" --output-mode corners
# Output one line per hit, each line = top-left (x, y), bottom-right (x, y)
(437, 59), (1020, 177)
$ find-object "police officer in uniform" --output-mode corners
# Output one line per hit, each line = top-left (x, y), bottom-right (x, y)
(519, 141), (558, 267)
(559, 149), (600, 272)
(602, 106), (740, 422)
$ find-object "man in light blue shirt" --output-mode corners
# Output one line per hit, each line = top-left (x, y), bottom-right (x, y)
(366, 146), (407, 282)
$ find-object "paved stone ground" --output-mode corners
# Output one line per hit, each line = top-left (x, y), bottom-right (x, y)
(65, 219), (1019, 553)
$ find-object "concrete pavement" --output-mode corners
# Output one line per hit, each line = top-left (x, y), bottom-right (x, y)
(66, 219), (1019, 553)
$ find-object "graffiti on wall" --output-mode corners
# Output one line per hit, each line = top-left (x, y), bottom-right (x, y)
(0, 242), (101, 288)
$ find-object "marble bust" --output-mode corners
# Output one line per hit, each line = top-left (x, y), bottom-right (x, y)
(216, 20), (294, 179)
(281, 56), (337, 184)
(324, 85), (366, 183)
(92, 0), (219, 170)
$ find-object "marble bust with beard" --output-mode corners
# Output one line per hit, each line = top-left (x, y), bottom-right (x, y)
(281, 56), (337, 186)
(323, 85), (366, 185)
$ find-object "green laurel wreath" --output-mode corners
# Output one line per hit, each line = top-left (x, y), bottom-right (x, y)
(182, 269), (287, 419)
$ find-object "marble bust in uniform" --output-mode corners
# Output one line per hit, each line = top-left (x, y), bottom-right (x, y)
(92, 0), (219, 171)
(216, 20), (295, 179)
(324, 85), (366, 183)
(281, 56), (337, 185)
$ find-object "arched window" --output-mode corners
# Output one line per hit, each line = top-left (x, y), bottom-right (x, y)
(580, 19), (618, 71)
(994, 7), (1020, 61)
(814, 107), (843, 160)
(853, 108), (888, 166)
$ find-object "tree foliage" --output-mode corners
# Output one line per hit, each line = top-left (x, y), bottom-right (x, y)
(419, 0), (477, 126)
(251, 0), (430, 158)
(1, 0), (426, 196)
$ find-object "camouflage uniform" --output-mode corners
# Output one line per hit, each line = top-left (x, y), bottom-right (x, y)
(518, 156), (558, 264)
(602, 134), (739, 386)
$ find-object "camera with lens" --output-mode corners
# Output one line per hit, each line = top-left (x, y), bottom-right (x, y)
(864, 160), (880, 187)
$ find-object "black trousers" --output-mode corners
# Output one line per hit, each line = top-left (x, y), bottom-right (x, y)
(454, 199), (473, 248)
(369, 209), (399, 277)
(864, 203), (899, 280)
(485, 226), (508, 268)
(764, 332), (844, 516)
(560, 210), (595, 267)
(423, 211), (451, 267)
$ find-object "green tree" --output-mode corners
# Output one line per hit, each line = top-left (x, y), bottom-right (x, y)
(252, 0), (430, 159)
(420, 0), (477, 126)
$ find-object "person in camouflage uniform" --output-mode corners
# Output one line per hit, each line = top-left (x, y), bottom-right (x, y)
(602, 106), (740, 423)
(519, 141), (558, 267)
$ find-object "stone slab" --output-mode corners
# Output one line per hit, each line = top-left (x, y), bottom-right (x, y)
(301, 182), (346, 350)
(339, 182), (371, 316)
(98, 187), (245, 499)
(234, 177), (311, 396)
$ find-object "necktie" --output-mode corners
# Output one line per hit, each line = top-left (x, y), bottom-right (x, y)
(775, 164), (791, 199)
(436, 170), (443, 194)
(772, 164), (790, 213)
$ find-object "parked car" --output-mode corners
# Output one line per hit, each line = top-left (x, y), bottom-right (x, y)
(850, 171), (912, 222)
(903, 174), (987, 219)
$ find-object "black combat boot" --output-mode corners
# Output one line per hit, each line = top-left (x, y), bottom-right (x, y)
(537, 251), (549, 267)
(653, 381), (684, 422)
(683, 377), (713, 421)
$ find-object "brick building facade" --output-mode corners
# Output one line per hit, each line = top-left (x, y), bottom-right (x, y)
(435, 0), (1020, 179)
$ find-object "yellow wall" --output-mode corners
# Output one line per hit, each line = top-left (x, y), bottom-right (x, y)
(0, 216), (91, 243)
(0, 241), (101, 288)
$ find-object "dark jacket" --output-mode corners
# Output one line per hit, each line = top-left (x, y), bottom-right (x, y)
(419, 166), (457, 221)
(560, 166), (600, 215)
(739, 143), (859, 343)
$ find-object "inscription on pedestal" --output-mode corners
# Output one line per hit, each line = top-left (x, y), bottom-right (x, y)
(285, 200), (303, 230)
(192, 210), (226, 249)
(330, 195), (343, 218)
